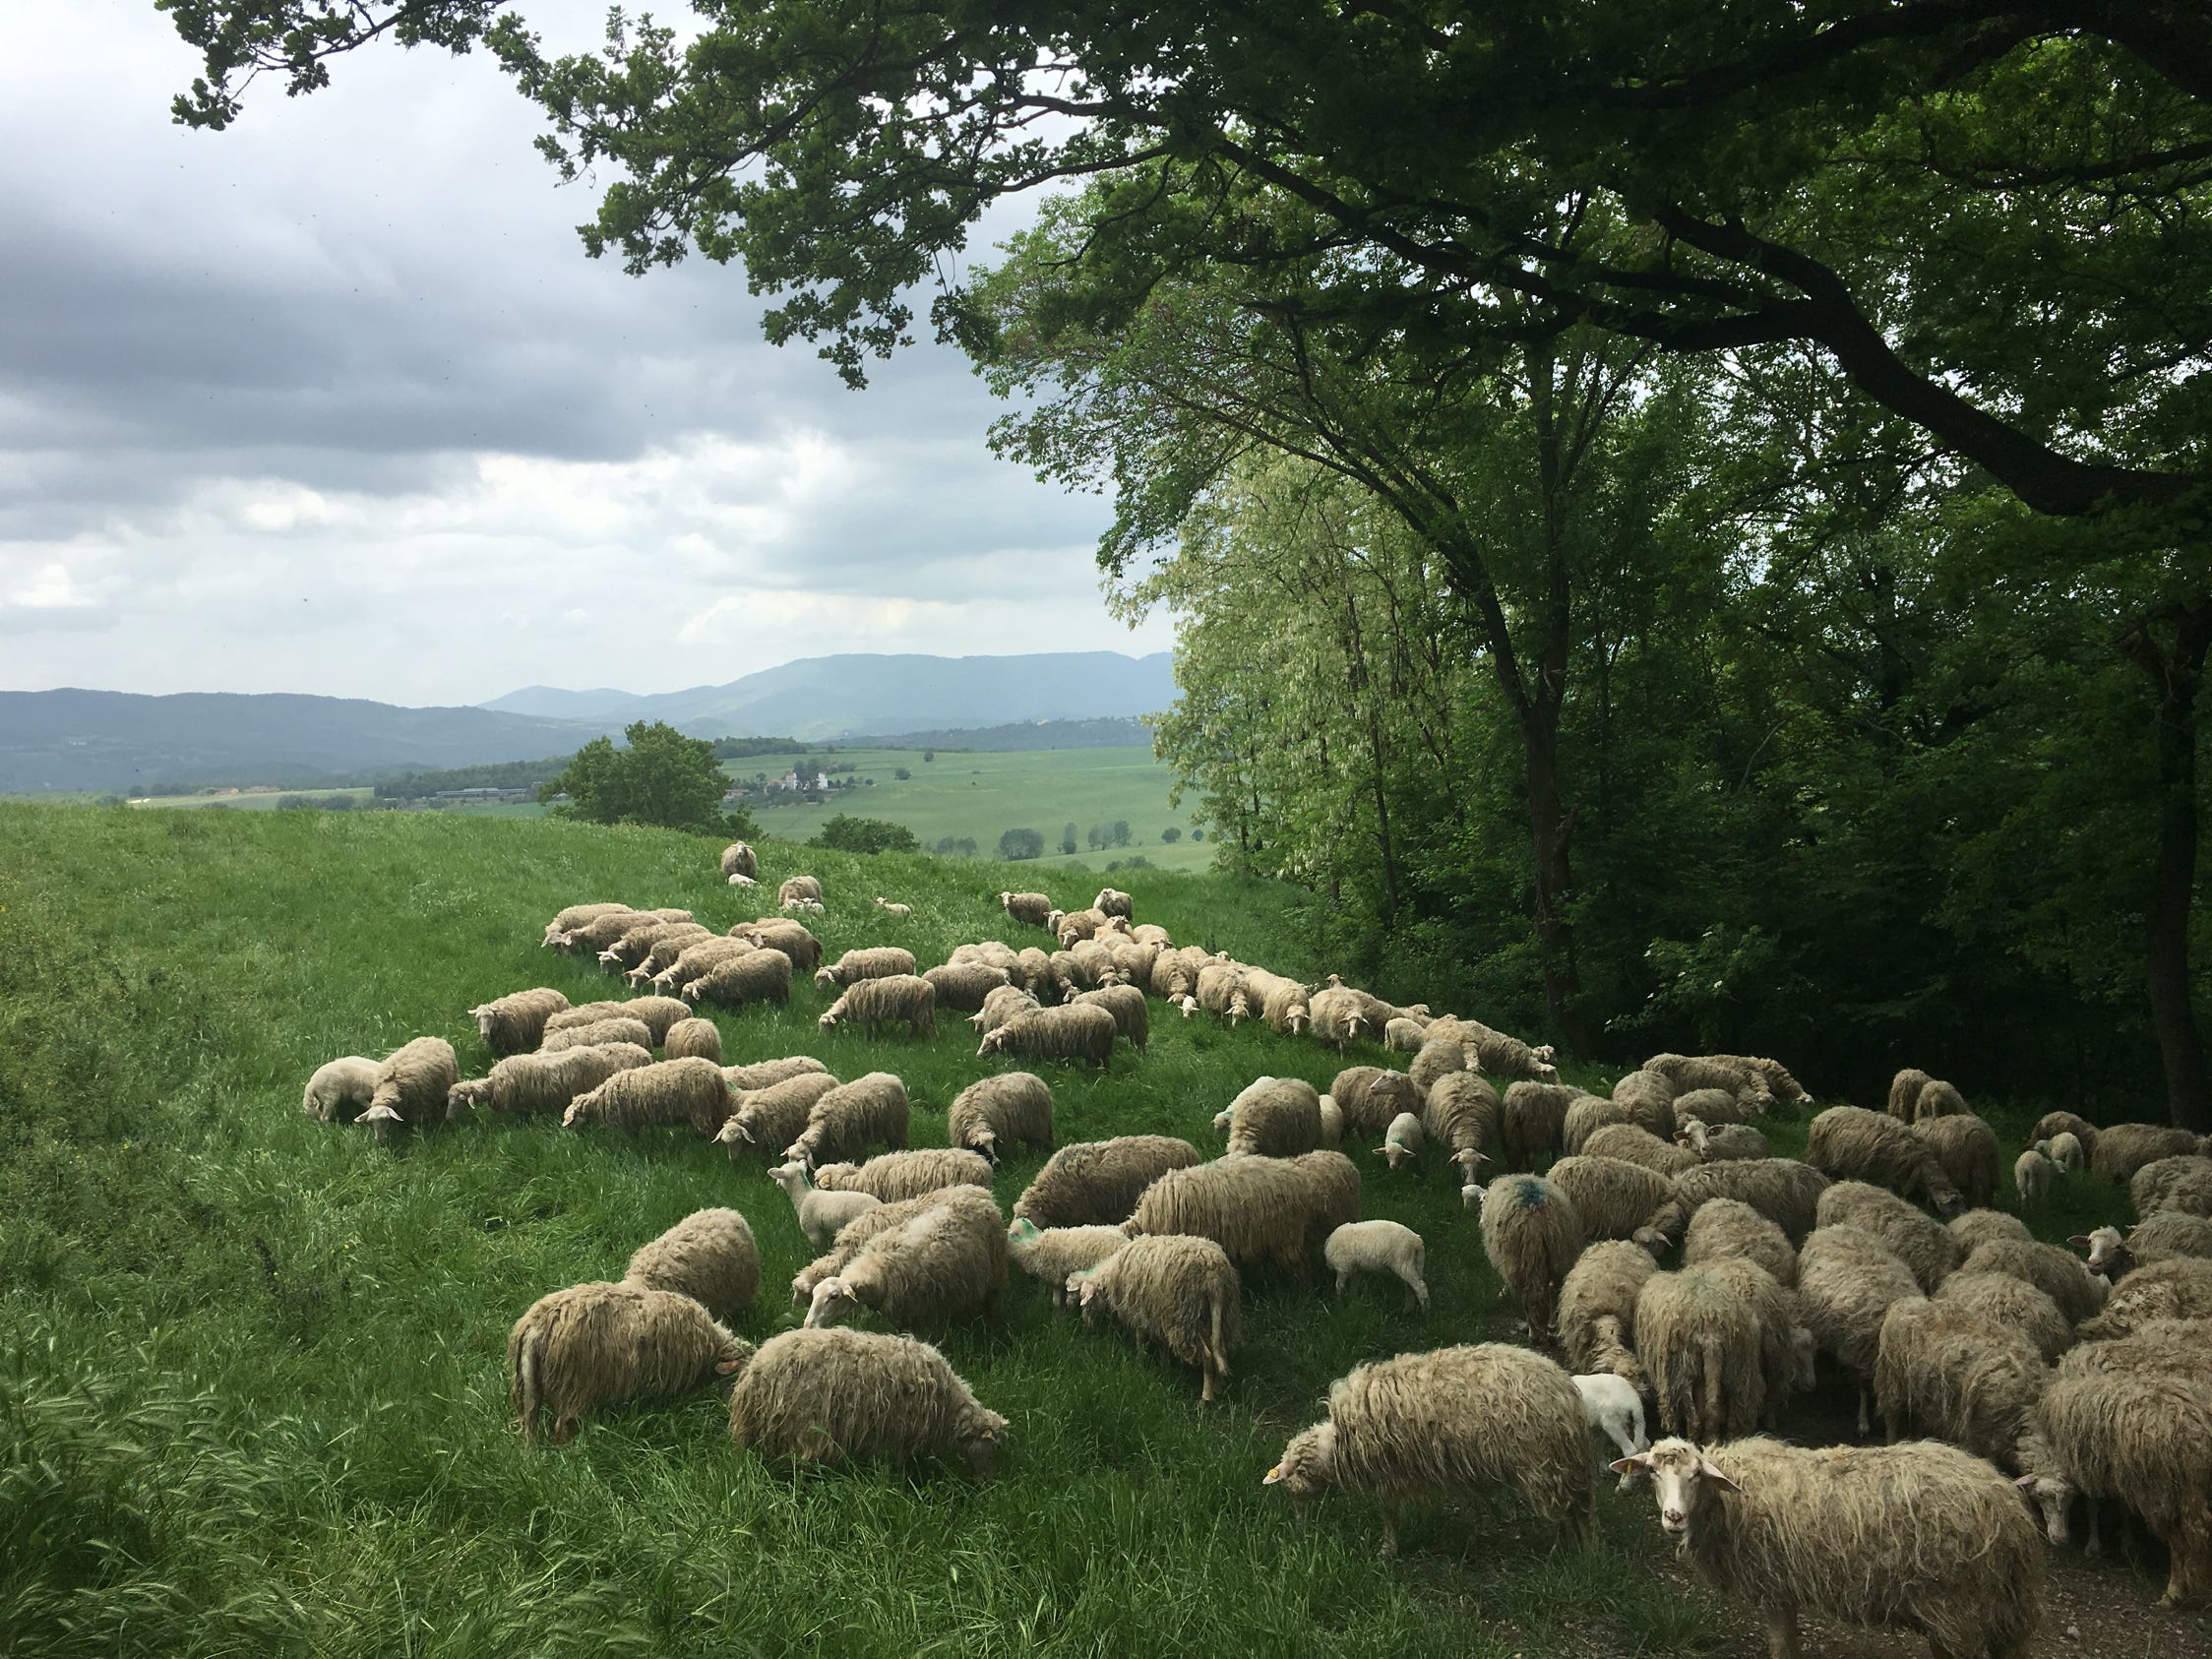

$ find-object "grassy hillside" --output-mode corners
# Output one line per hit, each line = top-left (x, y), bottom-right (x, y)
(0, 803), (2173, 1657)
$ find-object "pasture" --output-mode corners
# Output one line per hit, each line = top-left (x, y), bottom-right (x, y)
(0, 802), (2192, 1658)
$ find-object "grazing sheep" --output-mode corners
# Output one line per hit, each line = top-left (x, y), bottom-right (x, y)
(446, 1042), (652, 1120)
(623, 1207), (760, 1323)
(559, 995), (694, 1045)
(652, 937), (756, 995)
(1071, 983), (1149, 1052)
(728, 917), (824, 975)
(2131, 1154), (2212, 1219)
(1573, 1373), (1650, 1489)
(1382, 1016), (1429, 1053)
(2043, 1130), (2085, 1174)
(542, 901), (631, 948)
(872, 897), (912, 919)
(2092, 1122), (2208, 1183)
(1563, 1094), (1632, 1153)
(1674, 1115), (1768, 1162)
(1959, 1237), (2107, 1324)
(1316, 1097), (1345, 1149)
(776, 875), (825, 909)
(1806, 1106), (1963, 1215)
(1559, 1240), (1657, 1389)
(1683, 1198), (1798, 1288)
(817, 974), (938, 1039)
(1329, 1067), (1419, 1137)
(1324, 1220), (1428, 1309)
(1912, 1077), (1968, 1121)
(1874, 1298), (2047, 1470)
(970, 985), (1042, 1037)
(1054, 906), (1110, 945)
(2077, 1256), (2212, 1339)
(1797, 1224), (1926, 1436)
(1124, 1155), (1338, 1278)
(1547, 1154), (1676, 1243)
(977, 1002), (1119, 1071)
(1006, 1219), (1128, 1308)
(1949, 1207), (2032, 1253)
(1637, 1266), (1771, 1442)
(662, 1016), (723, 1064)
(1264, 1343), (1594, 1556)
(1221, 1076), (1324, 1158)
(1294, 1150), (1363, 1244)
(1378, 1111), (1425, 1171)
(1582, 1122), (1698, 1178)
(1612, 1436), (2043, 1659)
(1013, 1136), (1202, 1228)
(2026, 1372), (2212, 1605)
(922, 960), (1012, 1013)
(803, 1185), (1009, 1330)
(1407, 1036), (1467, 1099)
(2082, 1210), (2212, 1276)
(355, 1102), (404, 1142)
(2053, 1319), (2212, 1384)
(1307, 986), (1372, 1049)
(1610, 1069), (1681, 1137)
(1814, 1181), (1961, 1293)
(790, 1192), (959, 1308)
(1885, 1067), (1936, 1121)
(1072, 1233), (1241, 1402)
(720, 841), (757, 882)
(302, 1056), (380, 1123)
(727, 1326), (1007, 1478)
(557, 909), (655, 954)
(713, 1073), (841, 1159)
(768, 1159), (885, 1248)
(684, 948), (794, 1011)
(785, 1072), (911, 1169)
(1936, 1271), (2073, 1363)
(470, 988), (571, 1057)
(813, 1148), (994, 1203)
(1475, 1174), (1582, 1340)
(1701, 1054), (1813, 1108)
(1641, 1053), (1769, 1110)
(814, 946), (917, 992)
(1423, 1072), (1502, 1186)
(1500, 1080), (1580, 1165)
(1129, 923), (1172, 948)
(1667, 1085), (1760, 1127)
(722, 1055), (828, 1091)
(2014, 1148), (2058, 1205)
(2031, 1109), (2102, 1155)
(623, 923), (717, 982)
(539, 1016), (655, 1054)
(1001, 891), (1054, 928)
(561, 1056), (730, 1137)
(947, 1072), (1054, 1161)
(367, 1036), (459, 1132)
(1911, 1112), (2000, 1209)
(1702, 1257), (1815, 1423)
(1638, 1159), (1831, 1255)
(507, 1281), (748, 1444)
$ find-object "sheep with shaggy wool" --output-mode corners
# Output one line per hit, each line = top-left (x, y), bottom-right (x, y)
(662, 1016), (722, 1063)
(1379, 1112), (1425, 1171)
(1000, 891), (1054, 928)
(1559, 1239), (1657, 1389)
(540, 1016), (655, 1054)
(722, 1055), (828, 1091)
(1070, 983), (1148, 1052)
(542, 901), (631, 948)
(470, 987), (571, 1057)
(1306, 986), (1372, 1049)
(302, 1056), (380, 1123)
(948, 939), (1021, 974)
(803, 1184), (1008, 1330)
(2026, 1371), (2212, 1605)
(1642, 1053), (1771, 1109)
(1501, 1080), (1584, 1164)
(1806, 1105), (1963, 1215)
(970, 984), (1042, 1036)
(719, 841), (757, 882)
(508, 1280), (749, 1444)
(1676, 1115), (1768, 1162)
(1324, 1220), (1428, 1310)
(1475, 1174), (1582, 1341)
(1958, 1237), (2107, 1324)
(366, 1036), (459, 1132)
(1546, 1154), (1675, 1242)
(776, 875), (824, 909)
(1014, 1136), (1201, 1228)
(562, 1056), (730, 1137)
(622, 924), (717, 982)
(1466, 1028), (1559, 1082)
(922, 960), (1012, 1013)
(768, 1160), (885, 1248)
(1667, 1085), (1760, 1127)
(813, 1148), (995, 1203)
(1407, 1036), (1466, 1099)
(1814, 1181), (1961, 1292)
(2054, 1319), (2212, 1384)
(1072, 1233), (1241, 1402)
(1564, 1094), (1631, 1153)
(1912, 1077), (1968, 1121)
(1123, 1155), (1336, 1278)
(1911, 1111), (1999, 1209)
(784, 1072), (910, 1168)
(1093, 886), (1134, 919)
(2078, 1255), (2212, 1339)
(2093, 1122), (2208, 1183)
(601, 916), (700, 972)
(2032, 1109), (2102, 1154)
(683, 948), (793, 1012)
(550, 994), (693, 1045)
(1129, 923), (1171, 948)
(713, 1074), (841, 1160)
(1329, 1067), (1421, 1137)
(1874, 1297), (2047, 1472)
(947, 1072), (1053, 1161)
(1294, 1151), (1363, 1246)
(728, 917), (823, 975)
(817, 973), (937, 1039)
(1636, 1265), (1773, 1443)
(1613, 1436), (2043, 1659)
(1886, 1067), (1935, 1122)
(976, 1002), (1118, 1071)
(448, 1043), (652, 1120)
(623, 1206), (760, 1323)
(1582, 1121), (1698, 1178)
(1796, 1224), (1925, 1436)
(2131, 1154), (2212, 1219)
(1935, 1270), (2072, 1363)
(1103, 940), (1162, 990)
(814, 946), (917, 993)
(1053, 906), (1110, 945)
(1423, 1072), (1502, 1187)
(1636, 1158), (1831, 1255)
(1382, 1016), (1428, 1053)
(2014, 1149), (2057, 1205)
(1222, 1075), (1324, 1158)
(1683, 1198), (1798, 1288)
(1610, 1068), (1681, 1137)
(1265, 1343), (1594, 1556)
(1701, 1256), (1816, 1424)
(557, 909), (653, 954)
(1006, 1218), (1127, 1308)
(1701, 1054), (1813, 1107)
(2083, 1211), (2212, 1278)
(727, 1326), (1007, 1479)
(1950, 1207), (2032, 1253)
(2042, 1131), (2085, 1174)
(652, 937), (755, 995)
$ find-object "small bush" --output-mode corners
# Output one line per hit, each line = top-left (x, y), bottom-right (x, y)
(998, 827), (1045, 861)
(1161, 827), (1182, 843)
(894, 767), (911, 780)
(810, 814), (920, 854)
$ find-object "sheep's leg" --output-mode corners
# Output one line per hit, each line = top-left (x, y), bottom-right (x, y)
(1855, 1383), (1872, 1439)
(2084, 1499), (2104, 1557)
(2160, 1506), (2212, 1608)
(1404, 1271), (1428, 1310)
(1762, 1601), (1801, 1659)
(1334, 1269), (1349, 1296)
(1376, 1503), (1400, 1559)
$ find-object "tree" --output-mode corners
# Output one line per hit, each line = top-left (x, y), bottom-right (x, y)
(894, 767), (911, 780)
(1161, 828), (1181, 843)
(997, 828), (1044, 861)
(538, 720), (738, 832)
(922, 751), (935, 763)
(810, 814), (919, 854)
(1061, 823), (1078, 855)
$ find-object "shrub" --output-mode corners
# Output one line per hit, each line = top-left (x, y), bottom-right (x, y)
(276, 795), (317, 810)
(539, 721), (739, 833)
(810, 814), (921, 855)
(1062, 823), (1079, 855)
(1161, 827), (1182, 843)
(894, 767), (912, 780)
(998, 827), (1045, 861)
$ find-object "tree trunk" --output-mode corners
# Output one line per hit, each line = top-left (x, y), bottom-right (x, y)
(1522, 707), (1580, 1040)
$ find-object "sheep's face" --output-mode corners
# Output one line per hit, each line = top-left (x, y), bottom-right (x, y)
(1616, 1439), (1737, 1535)
(1263, 1422), (1336, 1499)
(804, 1278), (861, 1328)
(817, 1010), (841, 1032)
(474, 1012), (496, 1040)
(1452, 1149), (1487, 1185)
(1789, 1326), (1817, 1390)
(359, 1103), (403, 1141)
(959, 1411), (1009, 1479)
(1211, 1111), (1233, 1137)
(1006, 1219), (1039, 1246)
(2074, 1227), (2126, 1276)
(1286, 1008), (1309, 1035)
(1933, 1189), (1967, 1218)
(976, 1031), (1005, 1059)
(2014, 1468), (2074, 1545)
(560, 1100), (588, 1129)
(1460, 1184), (1483, 1212)
(1631, 1226), (1671, 1258)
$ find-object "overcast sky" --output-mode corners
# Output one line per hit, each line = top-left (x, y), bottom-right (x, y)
(0, 1), (1165, 707)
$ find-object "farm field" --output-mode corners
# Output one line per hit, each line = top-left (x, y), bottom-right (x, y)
(123, 785), (377, 810)
(0, 802), (2191, 1658)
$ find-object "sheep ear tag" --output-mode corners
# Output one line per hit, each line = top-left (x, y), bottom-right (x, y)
(1261, 1464), (1284, 1486)
(715, 1356), (745, 1376)
(1607, 1455), (1646, 1477)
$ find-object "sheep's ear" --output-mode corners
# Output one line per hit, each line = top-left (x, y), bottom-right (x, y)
(1607, 1454), (1649, 1477)
(2012, 1473), (2041, 1493)
(1695, 1455), (1743, 1494)
(1261, 1464), (1285, 1485)
(2067, 1235), (2091, 1249)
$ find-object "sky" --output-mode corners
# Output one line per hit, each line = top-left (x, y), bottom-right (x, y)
(0, 1), (1167, 707)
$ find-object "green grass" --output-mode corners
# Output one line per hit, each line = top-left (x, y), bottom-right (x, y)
(0, 802), (2181, 1657)
(124, 785), (377, 810)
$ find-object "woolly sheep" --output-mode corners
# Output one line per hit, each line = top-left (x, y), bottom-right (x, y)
(872, 896), (912, 919)
(1612, 1436), (2043, 1659)
(776, 875), (824, 909)
(947, 1072), (1054, 1161)
(817, 974), (938, 1039)
(1959, 1237), (2107, 1324)
(713, 1072), (841, 1159)
(1070, 983), (1149, 1052)
(1573, 1373), (1649, 1490)
(1874, 1298), (2047, 1471)
(976, 1002), (1119, 1071)
(1006, 1218), (1128, 1308)
(1806, 1105), (1963, 1215)
(1092, 887), (1133, 919)
(1129, 922), (1172, 948)
(1700, 1053), (1812, 1107)
(1382, 1016), (1428, 1053)
(1407, 1036), (1466, 1099)
(302, 1056), (379, 1123)
(356, 1102), (404, 1142)
(768, 1160), (886, 1248)
(507, 1281), (748, 1444)
(720, 841), (757, 881)
(540, 1016), (655, 1054)
(1422, 1072), (1501, 1186)
(814, 946), (917, 993)
(1073, 1233), (1241, 1402)
(542, 901), (630, 948)
(1609, 1068), (1679, 1137)
(1324, 1220), (1428, 1310)
(684, 948), (794, 1011)
(1911, 1112), (1999, 1209)
(1682, 1197), (1797, 1288)
(2043, 1130), (2085, 1174)
(1885, 1067), (1935, 1121)
(651, 937), (755, 995)
(1054, 906), (1110, 945)
(2014, 1148), (2057, 1205)
(1378, 1111), (1425, 1171)
(1912, 1077), (1968, 1121)
(2052, 1318), (2212, 1385)
(2092, 1122), (2207, 1183)
(1000, 891), (1054, 928)
(1499, 1080), (1579, 1164)
(2031, 1109), (2102, 1155)
(367, 1036), (459, 1132)
(1123, 1154), (1343, 1278)
(1476, 1174), (1581, 1340)
(803, 1185), (1008, 1330)
(547, 995), (692, 1045)
(1636, 1266), (1772, 1443)
(1637, 1158), (1831, 1255)
(556, 908), (655, 954)
(722, 1055), (828, 1091)
(1465, 1027), (1558, 1083)
(785, 1072), (910, 1168)
(1641, 1053), (1769, 1109)
(1559, 1240), (1657, 1389)
(602, 917), (700, 972)
(662, 1016), (723, 1063)
(1222, 1076), (1324, 1158)
(1666, 1085), (1759, 1127)
(727, 1326), (1007, 1479)
(470, 987), (571, 1057)
(1545, 1154), (1674, 1242)
(1705, 1256), (1815, 1420)
(970, 984), (1042, 1036)
(1563, 1094), (1631, 1153)
(1674, 1116), (1768, 1162)
(2077, 1256), (2212, 1339)
(1306, 986), (1372, 1049)
(1316, 1097), (1344, 1149)
(2026, 1372), (2212, 1605)
(447, 1042), (653, 1120)
(1265, 1343), (1594, 1556)
(1935, 1270), (2072, 1364)
(2082, 1210), (2212, 1276)
(729, 917), (824, 975)
(1813, 1180), (1961, 1292)
(1793, 1224), (1923, 1436)
(1949, 1207), (2032, 1253)
(948, 939), (1021, 974)
(813, 1148), (995, 1203)
(1013, 1136), (1202, 1228)
(623, 923), (716, 981)
(562, 1056), (730, 1136)
(623, 1206), (760, 1322)
(1582, 1121), (1698, 1178)
(2131, 1153), (2212, 1219)
(922, 960), (1012, 1013)
(540, 999), (635, 1038)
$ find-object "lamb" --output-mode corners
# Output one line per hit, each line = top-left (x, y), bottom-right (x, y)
(1559, 1240), (1657, 1388)
(1609, 1068), (1680, 1137)
(446, 1042), (652, 1120)
(1796, 1224), (1925, 1435)
(1935, 1270), (2073, 1364)
(1545, 1154), (1675, 1242)
(1264, 1343), (1594, 1556)
(683, 948), (794, 1011)
(367, 1036), (459, 1132)
(469, 987), (571, 1057)
(538, 1016), (655, 1054)
(2042, 1130), (2085, 1174)
(1005, 1219), (1128, 1308)
(1813, 1180), (1961, 1292)
(1382, 1016), (1429, 1053)
(1501, 1080), (1581, 1165)
(1407, 1036), (1466, 1099)
(814, 946), (917, 992)
(661, 1016), (723, 1063)
(1423, 1072), (1502, 1186)
(1886, 1067), (1936, 1121)
(2077, 1256), (2212, 1339)
(1581, 1122), (1698, 1178)
(922, 960), (1013, 1013)
(728, 917), (823, 975)
(1912, 1077), (1968, 1121)
(1000, 891), (1055, 927)
(1806, 1105), (1963, 1215)
(1949, 1207), (2032, 1253)
(507, 1281), (749, 1444)
(1013, 1136), (1202, 1228)
(1874, 1298), (2047, 1471)
(1911, 1112), (1999, 1209)
(1563, 1094), (1632, 1153)
(1682, 1198), (1798, 1288)
(1959, 1237), (2107, 1324)
(1636, 1266), (1773, 1442)
(1324, 1220), (1429, 1310)
(1378, 1111), (1425, 1171)
(2014, 1148), (2057, 1205)
(1611, 1436), (2043, 1659)
(784, 1072), (910, 1168)
(541, 901), (631, 948)
(726, 1326), (1007, 1478)
(2131, 1153), (2212, 1219)
(301, 1056), (380, 1123)
(2031, 1109), (2102, 1156)
(969, 984), (1041, 1035)
(1070, 983), (1149, 1052)
(548, 994), (692, 1045)
(812, 1148), (995, 1203)
(720, 841), (757, 881)
(622, 1206), (760, 1323)
(802, 1185), (1008, 1330)
(1572, 1374), (1650, 1490)
(976, 1002), (1119, 1070)
(722, 1055), (829, 1091)
(1072, 1233), (1241, 1402)
(768, 1159), (886, 1247)
(1222, 1076), (1324, 1158)
(562, 1056), (731, 1137)
(1474, 1174), (1582, 1340)
(2091, 1122), (2207, 1183)
(1123, 1154), (1339, 1277)
(2027, 1372), (2212, 1605)
(1637, 1158), (1832, 1254)
(712, 1072), (841, 1160)
(947, 1072), (1054, 1160)
(776, 875), (825, 909)
(872, 896), (912, 919)
(1674, 1115), (1769, 1162)
(817, 974), (938, 1039)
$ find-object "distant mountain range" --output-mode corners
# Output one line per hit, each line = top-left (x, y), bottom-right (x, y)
(1, 653), (1176, 792)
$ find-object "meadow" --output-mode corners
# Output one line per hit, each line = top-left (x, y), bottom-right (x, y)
(0, 802), (2185, 1658)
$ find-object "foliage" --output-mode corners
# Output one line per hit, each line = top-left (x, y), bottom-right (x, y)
(1161, 827), (1181, 843)
(707, 735), (803, 760)
(932, 835), (978, 858)
(372, 756), (571, 799)
(808, 814), (920, 855)
(539, 721), (734, 833)
(1060, 822), (1078, 855)
(996, 827), (1044, 861)
(894, 768), (911, 781)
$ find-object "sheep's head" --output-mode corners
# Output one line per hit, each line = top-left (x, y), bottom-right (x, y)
(1789, 1325), (1817, 1391)
(1006, 1218), (1040, 1247)
(714, 1119), (752, 1158)
(2013, 1435), (2074, 1545)
(1460, 1183), (1483, 1212)
(560, 1098), (591, 1129)
(1676, 1117), (1710, 1156)
(1931, 1186), (1967, 1218)
(1211, 1110), (1233, 1137)
(445, 1080), (486, 1121)
(1263, 1422), (1337, 1499)
(472, 1008), (495, 1039)
(1613, 1439), (1739, 1534)
(682, 984), (704, 1003)
(712, 1338), (755, 1389)
(813, 966), (837, 992)
(1286, 1006), (1309, 1035)
(778, 1141), (813, 1170)
(967, 1126), (1000, 1162)
(1631, 1225), (1673, 1258)
(804, 1277), (861, 1328)
(817, 1009), (841, 1032)
(1451, 1147), (1488, 1185)
(540, 924), (565, 948)
(2073, 1226), (2128, 1277)
(1179, 996), (1198, 1018)
(976, 1030), (1006, 1058)
(958, 1407), (1009, 1480)
(359, 1102), (404, 1141)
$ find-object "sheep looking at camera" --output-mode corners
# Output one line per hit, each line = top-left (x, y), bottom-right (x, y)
(720, 841), (757, 882)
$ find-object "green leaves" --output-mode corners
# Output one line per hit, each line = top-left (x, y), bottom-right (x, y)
(539, 721), (735, 833)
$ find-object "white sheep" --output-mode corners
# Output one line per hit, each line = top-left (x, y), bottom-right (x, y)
(2014, 1148), (2058, 1205)
(302, 1056), (380, 1123)
(727, 872), (759, 888)
(768, 1160), (882, 1247)
(873, 897), (912, 918)
(1322, 1220), (1428, 1309)
(1377, 1110), (1425, 1171)
(2043, 1131), (2084, 1175)
(1571, 1372), (1650, 1491)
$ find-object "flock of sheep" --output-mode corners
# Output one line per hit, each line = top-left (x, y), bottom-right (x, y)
(298, 843), (2212, 1657)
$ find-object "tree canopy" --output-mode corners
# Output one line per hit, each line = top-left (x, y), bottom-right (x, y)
(539, 720), (740, 833)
